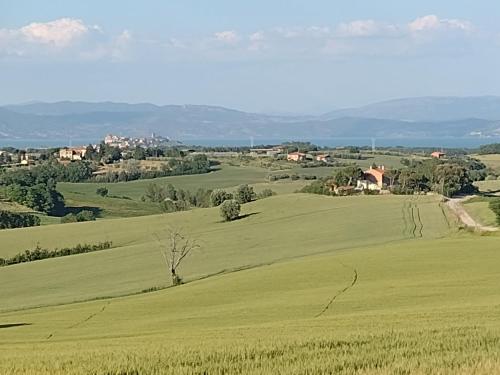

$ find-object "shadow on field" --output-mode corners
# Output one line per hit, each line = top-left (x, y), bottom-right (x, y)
(0, 323), (31, 329)
(234, 212), (260, 221)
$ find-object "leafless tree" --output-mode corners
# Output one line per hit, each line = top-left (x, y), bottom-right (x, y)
(157, 227), (199, 286)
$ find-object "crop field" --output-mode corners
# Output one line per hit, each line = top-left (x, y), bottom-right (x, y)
(475, 154), (500, 173)
(475, 179), (500, 196)
(1, 217), (499, 373)
(463, 197), (498, 227)
(0, 194), (450, 310)
(1, 179), (499, 373)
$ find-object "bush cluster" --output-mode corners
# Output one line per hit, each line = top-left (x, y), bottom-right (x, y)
(61, 210), (97, 223)
(0, 241), (112, 267)
(0, 210), (41, 229)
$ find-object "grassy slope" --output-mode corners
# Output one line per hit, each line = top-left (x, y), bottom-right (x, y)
(0, 194), (449, 311)
(1, 233), (499, 374)
(55, 155), (409, 221)
(475, 154), (500, 173)
(463, 198), (498, 227)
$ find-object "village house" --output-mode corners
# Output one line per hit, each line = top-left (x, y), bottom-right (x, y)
(249, 147), (284, 158)
(357, 165), (389, 191)
(315, 154), (331, 163)
(59, 147), (87, 161)
(431, 151), (446, 159)
(287, 152), (307, 162)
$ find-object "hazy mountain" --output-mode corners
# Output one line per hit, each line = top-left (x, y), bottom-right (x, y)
(322, 96), (500, 122)
(4, 101), (160, 116)
(1, 98), (500, 141)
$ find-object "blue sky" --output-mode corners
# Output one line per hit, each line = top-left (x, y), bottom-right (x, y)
(1, 0), (500, 113)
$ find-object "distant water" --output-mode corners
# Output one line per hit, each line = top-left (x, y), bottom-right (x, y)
(1, 137), (500, 149)
(184, 137), (500, 149)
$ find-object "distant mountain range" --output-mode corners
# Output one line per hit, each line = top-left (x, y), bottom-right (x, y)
(1, 97), (500, 141)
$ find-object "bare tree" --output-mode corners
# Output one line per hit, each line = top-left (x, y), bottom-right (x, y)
(157, 227), (199, 286)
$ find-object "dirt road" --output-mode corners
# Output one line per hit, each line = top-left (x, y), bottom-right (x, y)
(446, 197), (498, 232)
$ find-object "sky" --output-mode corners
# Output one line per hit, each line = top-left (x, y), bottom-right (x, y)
(1, 0), (500, 114)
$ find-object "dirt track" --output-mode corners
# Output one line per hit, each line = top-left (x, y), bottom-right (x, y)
(446, 197), (498, 232)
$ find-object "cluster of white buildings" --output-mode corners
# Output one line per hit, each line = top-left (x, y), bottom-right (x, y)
(104, 133), (173, 149)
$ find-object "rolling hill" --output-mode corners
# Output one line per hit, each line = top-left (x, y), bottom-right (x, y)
(1, 97), (500, 140)
(1, 193), (500, 374)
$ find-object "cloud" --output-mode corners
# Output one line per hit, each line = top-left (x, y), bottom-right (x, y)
(0, 18), (131, 60)
(214, 30), (239, 44)
(337, 20), (398, 37)
(408, 15), (473, 33)
(20, 18), (93, 47)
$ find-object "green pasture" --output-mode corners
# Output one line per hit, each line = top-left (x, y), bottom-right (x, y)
(0, 194), (450, 311)
(463, 197), (498, 227)
(475, 153), (500, 173)
(1, 227), (499, 374)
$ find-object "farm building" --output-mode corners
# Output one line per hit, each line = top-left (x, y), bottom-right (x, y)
(431, 151), (446, 159)
(357, 166), (389, 191)
(59, 147), (87, 161)
(249, 147), (283, 157)
(316, 154), (331, 162)
(287, 152), (307, 162)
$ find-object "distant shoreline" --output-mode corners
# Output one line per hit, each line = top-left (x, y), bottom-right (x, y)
(1, 137), (499, 149)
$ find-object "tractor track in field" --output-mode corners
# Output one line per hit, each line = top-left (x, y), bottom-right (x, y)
(315, 262), (358, 318)
(45, 301), (110, 340)
(402, 198), (424, 239)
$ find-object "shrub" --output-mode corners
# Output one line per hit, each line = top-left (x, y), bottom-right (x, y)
(220, 199), (240, 222)
(96, 187), (109, 197)
(61, 210), (97, 224)
(210, 189), (233, 207)
(257, 189), (276, 200)
(0, 241), (112, 267)
(235, 184), (256, 204)
(0, 211), (41, 229)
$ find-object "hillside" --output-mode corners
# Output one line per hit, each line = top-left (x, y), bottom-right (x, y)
(1, 193), (500, 374)
(0, 194), (450, 311)
(2, 97), (500, 140)
(323, 96), (500, 122)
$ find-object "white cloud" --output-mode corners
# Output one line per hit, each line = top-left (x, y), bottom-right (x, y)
(337, 20), (398, 37)
(214, 30), (239, 44)
(408, 15), (473, 33)
(20, 18), (92, 47)
(0, 18), (133, 61)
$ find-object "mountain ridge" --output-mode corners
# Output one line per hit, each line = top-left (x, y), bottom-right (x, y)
(1, 96), (500, 140)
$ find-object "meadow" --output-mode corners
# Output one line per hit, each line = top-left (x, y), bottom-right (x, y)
(1, 160), (500, 374)
(0, 194), (450, 310)
(56, 155), (408, 220)
(475, 153), (500, 173)
(1, 216), (499, 373)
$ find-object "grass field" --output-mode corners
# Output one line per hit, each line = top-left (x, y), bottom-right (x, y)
(2, 163), (500, 373)
(475, 154), (500, 173)
(463, 197), (498, 227)
(1, 216), (499, 373)
(0, 194), (450, 310)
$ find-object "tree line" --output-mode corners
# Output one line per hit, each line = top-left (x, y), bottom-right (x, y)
(0, 241), (112, 267)
(0, 211), (41, 229)
(299, 158), (487, 198)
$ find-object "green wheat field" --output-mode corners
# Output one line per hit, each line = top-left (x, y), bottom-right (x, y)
(1, 174), (500, 374)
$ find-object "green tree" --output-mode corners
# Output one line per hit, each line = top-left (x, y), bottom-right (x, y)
(220, 199), (241, 222)
(133, 146), (147, 160)
(96, 187), (109, 197)
(235, 184), (256, 204)
(210, 189), (233, 207)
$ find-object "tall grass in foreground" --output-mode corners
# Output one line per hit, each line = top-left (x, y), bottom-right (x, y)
(2, 327), (500, 374)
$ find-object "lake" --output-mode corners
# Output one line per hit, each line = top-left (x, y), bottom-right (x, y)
(1, 137), (499, 149)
